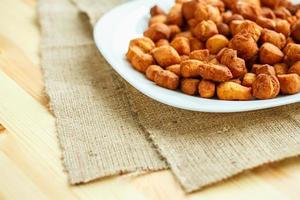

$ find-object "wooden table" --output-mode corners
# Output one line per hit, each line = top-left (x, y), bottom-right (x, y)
(1, 0), (300, 199)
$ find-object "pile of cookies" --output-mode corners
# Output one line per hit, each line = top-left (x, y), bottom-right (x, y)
(126, 0), (300, 100)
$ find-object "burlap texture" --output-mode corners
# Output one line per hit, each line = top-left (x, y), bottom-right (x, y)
(38, 0), (166, 184)
(127, 89), (300, 191)
(39, 0), (300, 193)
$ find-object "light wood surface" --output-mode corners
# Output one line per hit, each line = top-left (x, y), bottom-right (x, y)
(0, 0), (300, 199)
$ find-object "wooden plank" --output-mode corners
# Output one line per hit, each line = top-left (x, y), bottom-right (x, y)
(0, 0), (46, 131)
(0, 71), (78, 199)
(0, 149), (48, 200)
(0, 0), (39, 65)
(0, 35), (47, 105)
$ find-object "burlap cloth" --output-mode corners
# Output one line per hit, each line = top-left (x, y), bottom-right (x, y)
(38, 0), (300, 192)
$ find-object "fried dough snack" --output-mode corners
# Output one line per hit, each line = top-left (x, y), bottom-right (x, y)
(259, 43), (284, 64)
(289, 61), (300, 75)
(274, 63), (289, 75)
(166, 64), (181, 76)
(156, 39), (170, 47)
(193, 20), (218, 41)
(146, 65), (164, 81)
(233, 20), (262, 41)
(261, 0), (280, 9)
(194, 3), (222, 24)
(217, 82), (253, 100)
(169, 25), (181, 38)
(242, 73), (257, 87)
(284, 43), (300, 63)
(217, 48), (247, 78)
(182, 0), (198, 20)
(199, 80), (216, 98)
(291, 20), (300, 42)
(149, 15), (167, 27)
(181, 60), (233, 82)
(261, 7), (275, 19)
(167, 3), (183, 26)
(277, 74), (300, 94)
(171, 36), (191, 55)
(126, 46), (155, 73)
(152, 46), (181, 67)
(235, 1), (261, 21)
(229, 20), (244, 35)
(229, 32), (258, 60)
(144, 23), (171, 42)
(154, 70), (180, 90)
(190, 49), (211, 62)
(129, 37), (155, 53)
(253, 74), (280, 99)
(181, 78), (200, 95)
(198, 63), (233, 82)
(260, 29), (286, 49)
(126, 0), (300, 100)
(189, 38), (204, 51)
(150, 5), (166, 16)
(254, 64), (276, 75)
(217, 23), (230, 37)
(275, 19), (291, 37)
(206, 34), (229, 54)
(256, 16), (276, 29)
(181, 59), (203, 78)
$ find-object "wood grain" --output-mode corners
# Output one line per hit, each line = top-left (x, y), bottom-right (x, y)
(0, 0), (299, 199)
(0, 35), (47, 105)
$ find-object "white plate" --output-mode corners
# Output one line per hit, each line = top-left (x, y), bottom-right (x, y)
(93, 0), (300, 113)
